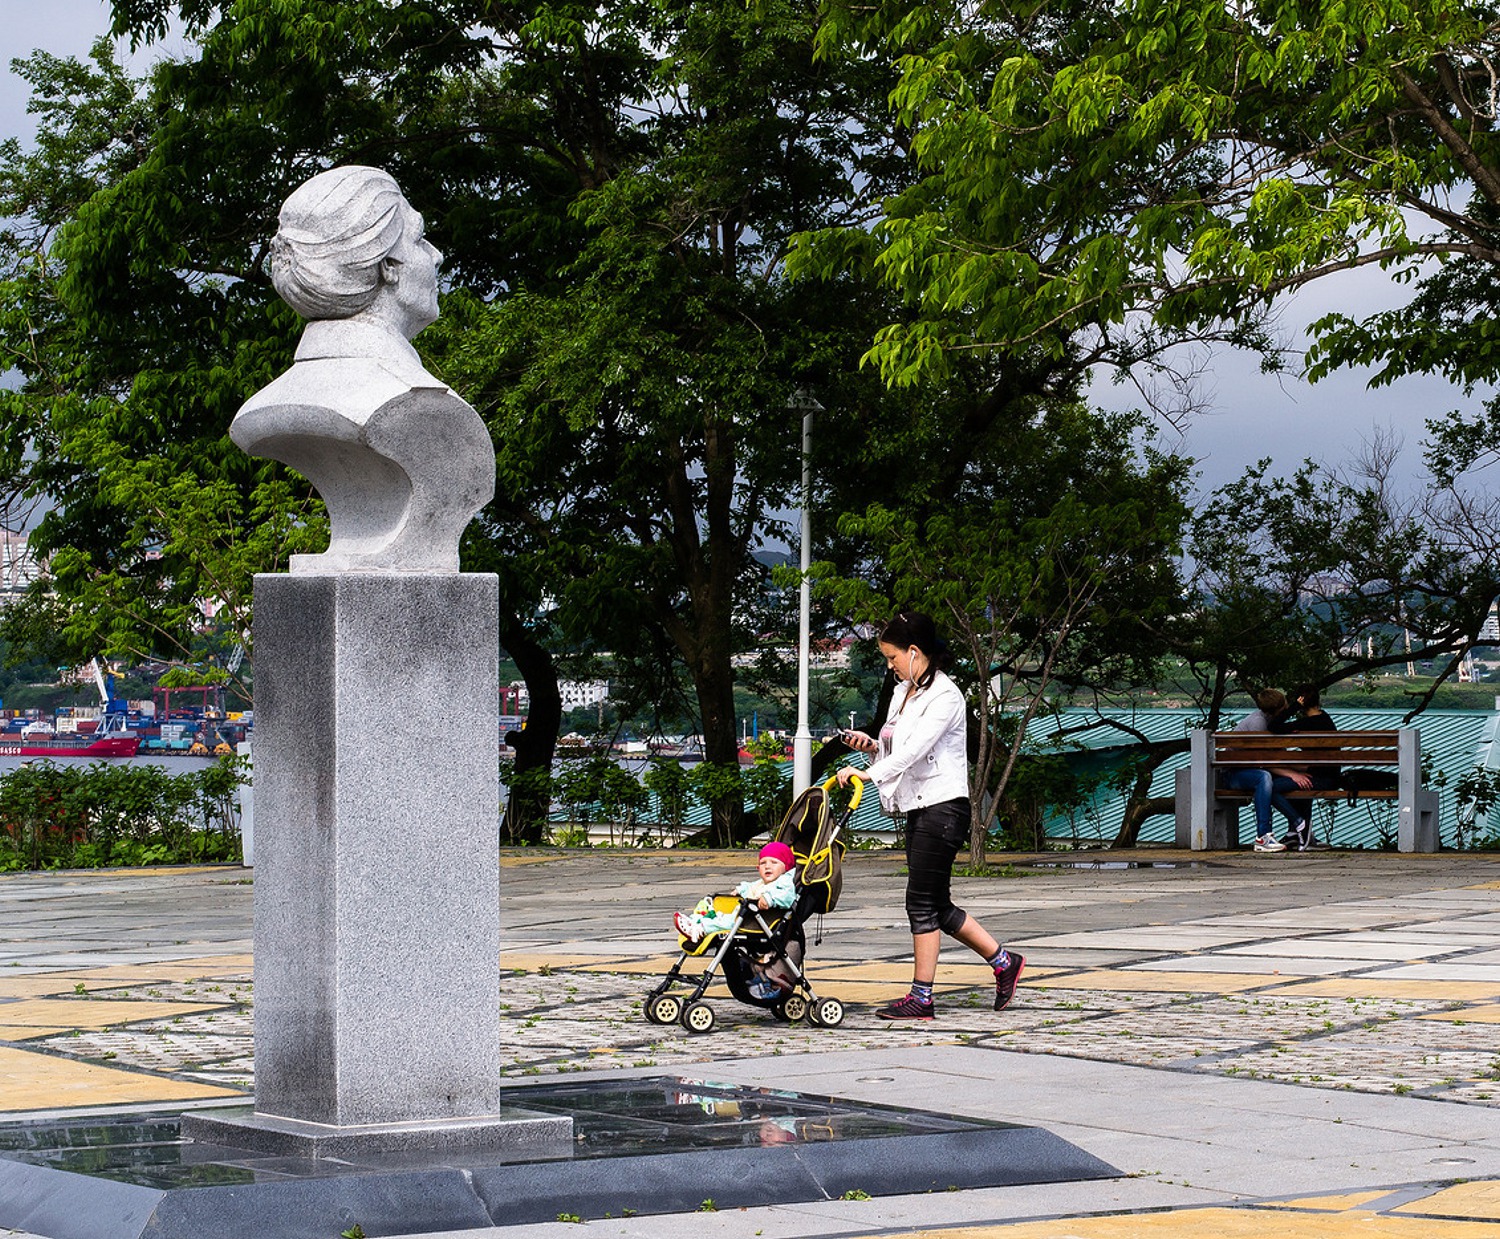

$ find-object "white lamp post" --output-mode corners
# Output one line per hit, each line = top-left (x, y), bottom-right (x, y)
(789, 390), (823, 796)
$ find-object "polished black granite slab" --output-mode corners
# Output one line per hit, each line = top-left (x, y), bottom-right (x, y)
(0, 1077), (1119, 1238)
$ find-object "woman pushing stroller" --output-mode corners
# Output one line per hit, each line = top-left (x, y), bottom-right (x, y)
(837, 611), (1025, 1021)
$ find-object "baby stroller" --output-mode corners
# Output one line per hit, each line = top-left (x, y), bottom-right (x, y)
(643, 774), (862, 1034)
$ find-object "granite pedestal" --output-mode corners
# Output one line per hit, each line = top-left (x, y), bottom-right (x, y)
(191, 572), (567, 1156)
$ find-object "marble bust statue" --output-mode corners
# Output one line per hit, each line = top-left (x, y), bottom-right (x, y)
(232, 166), (495, 574)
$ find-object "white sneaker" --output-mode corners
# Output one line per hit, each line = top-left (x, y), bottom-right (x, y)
(1254, 835), (1287, 853)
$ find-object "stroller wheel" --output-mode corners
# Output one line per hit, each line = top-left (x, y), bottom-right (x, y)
(774, 994), (808, 1023)
(680, 1000), (716, 1034)
(645, 994), (681, 1025)
(811, 997), (844, 1028)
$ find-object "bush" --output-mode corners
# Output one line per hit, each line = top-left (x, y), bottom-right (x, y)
(0, 758), (246, 872)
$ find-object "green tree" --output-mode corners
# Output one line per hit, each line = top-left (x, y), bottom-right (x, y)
(801, 0), (1500, 391)
(1, 1), (921, 847)
(1090, 441), (1500, 847)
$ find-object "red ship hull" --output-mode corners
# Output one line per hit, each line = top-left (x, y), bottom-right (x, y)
(0, 735), (141, 758)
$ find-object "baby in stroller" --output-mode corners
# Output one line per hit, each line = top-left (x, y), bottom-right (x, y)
(673, 842), (797, 945)
(643, 776), (859, 1033)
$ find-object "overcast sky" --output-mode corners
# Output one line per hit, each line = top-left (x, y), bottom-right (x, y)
(2, 0), (1492, 502)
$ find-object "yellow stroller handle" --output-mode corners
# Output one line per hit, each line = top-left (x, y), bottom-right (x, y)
(821, 771), (864, 811)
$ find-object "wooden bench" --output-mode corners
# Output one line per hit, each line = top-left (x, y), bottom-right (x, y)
(1174, 728), (1440, 852)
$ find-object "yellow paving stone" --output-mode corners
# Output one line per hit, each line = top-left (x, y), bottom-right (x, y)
(499, 952), (644, 972)
(1030, 969), (1274, 994)
(0, 1044), (242, 1111)
(142, 953), (254, 972)
(82, 865), (239, 878)
(807, 981), (959, 1003)
(1259, 1191), (1401, 1212)
(500, 850), (746, 870)
(1416, 1004), (1500, 1023)
(1392, 1181), (1500, 1221)
(809, 963), (929, 982)
(54, 956), (253, 985)
(573, 956), (685, 975)
(0, 976), (97, 999)
(0, 998), (222, 1030)
(847, 1206), (1500, 1237)
(1267, 979), (1500, 1002)
(0, 1026), (69, 1040)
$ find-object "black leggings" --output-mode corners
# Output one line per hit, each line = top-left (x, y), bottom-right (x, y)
(904, 798), (970, 936)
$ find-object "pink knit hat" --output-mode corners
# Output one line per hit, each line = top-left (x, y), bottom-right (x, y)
(758, 841), (795, 870)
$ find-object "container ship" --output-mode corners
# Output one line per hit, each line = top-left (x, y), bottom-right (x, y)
(0, 727), (140, 758)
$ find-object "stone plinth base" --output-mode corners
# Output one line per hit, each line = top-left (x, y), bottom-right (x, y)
(252, 572), (503, 1128)
(181, 1105), (571, 1160)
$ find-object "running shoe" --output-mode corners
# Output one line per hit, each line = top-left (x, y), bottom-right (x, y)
(1254, 835), (1287, 853)
(994, 952), (1026, 1011)
(875, 993), (935, 1020)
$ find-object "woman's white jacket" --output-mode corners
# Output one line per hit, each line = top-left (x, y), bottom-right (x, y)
(864, 671), (970, 814)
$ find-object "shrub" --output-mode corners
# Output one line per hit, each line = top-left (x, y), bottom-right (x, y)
(0, 758), (246, 871)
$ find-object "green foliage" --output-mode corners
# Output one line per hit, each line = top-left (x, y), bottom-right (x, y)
(500, 759), (555, 846)
(0, 758), (245, 871)
(740, 756), (792, 833)
(687, 761), (744, 847)
(551, 755), (648, 840)
(642, 758), (692, 840)
(0, 0), (928, 840)
(1426, 764), (1500, 850)
(803, 0), (1500, 389)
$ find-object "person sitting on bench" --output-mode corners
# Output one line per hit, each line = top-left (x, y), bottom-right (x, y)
(1221, 689), (1301, 853)
(1268, 686), (1337, 850)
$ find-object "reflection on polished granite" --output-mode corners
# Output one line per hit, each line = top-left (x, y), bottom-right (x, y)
(0, 1076), (1019, 1191)
(0, 1074), (1118, 1237)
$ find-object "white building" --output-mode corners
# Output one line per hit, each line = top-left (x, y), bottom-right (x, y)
(0, 529), (43, 599)
(508, 679), (610, 711)
(1480, 602), (1499, 645)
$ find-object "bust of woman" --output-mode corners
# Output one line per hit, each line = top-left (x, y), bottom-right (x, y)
(232, 166), (495, 574)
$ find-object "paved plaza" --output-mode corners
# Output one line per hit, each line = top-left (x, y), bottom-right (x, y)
(4, 847), (1500, 1235)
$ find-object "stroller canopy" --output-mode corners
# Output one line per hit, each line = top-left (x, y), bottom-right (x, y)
(772, 779), (856, 916)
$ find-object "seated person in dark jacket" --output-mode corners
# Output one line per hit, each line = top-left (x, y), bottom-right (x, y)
(1269, 685), (1337, 849)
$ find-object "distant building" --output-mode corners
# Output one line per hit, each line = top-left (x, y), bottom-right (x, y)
(0, 529), (43, 600)
(1480, 602), (1499, 645)
(508, 679), (610, 711)
(559, 680), (610, 710)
